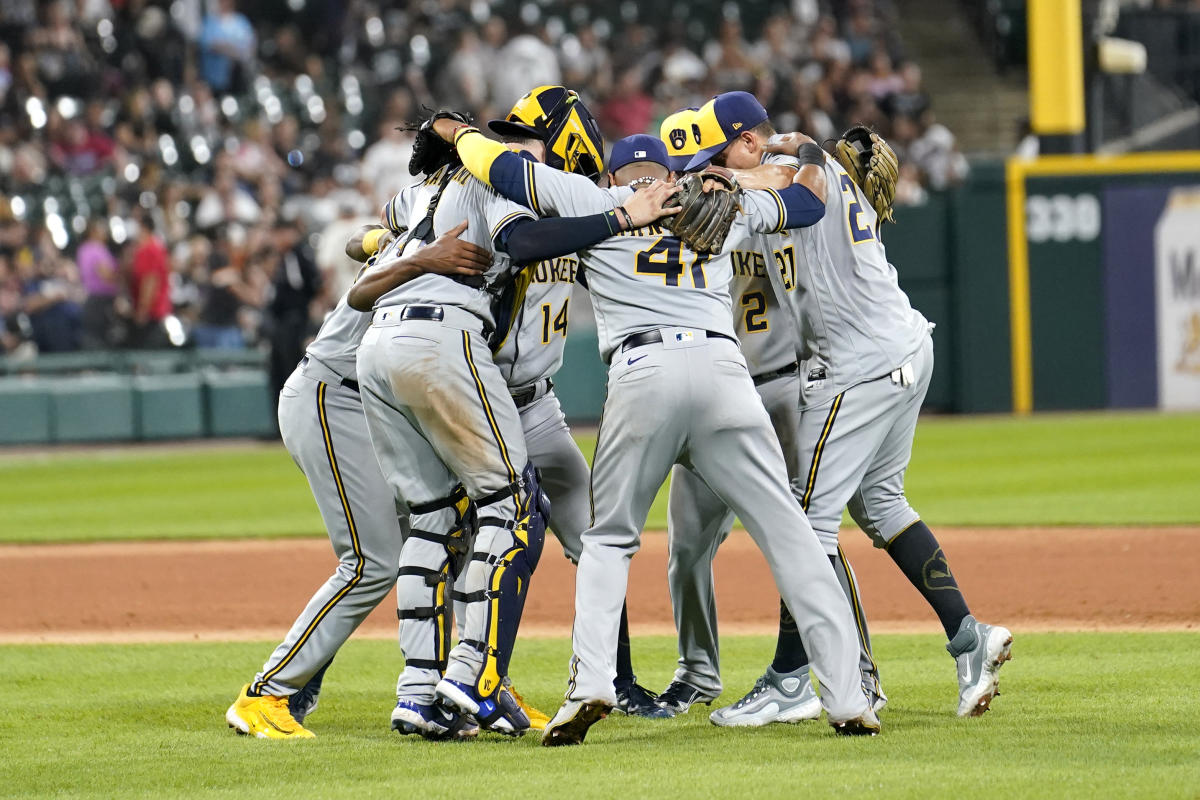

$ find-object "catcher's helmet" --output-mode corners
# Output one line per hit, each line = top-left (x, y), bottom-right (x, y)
(489, 86), (605, 183)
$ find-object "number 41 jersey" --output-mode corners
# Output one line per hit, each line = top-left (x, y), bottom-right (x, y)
(766, 156), (930, 408)
(508, 163), (796, 365)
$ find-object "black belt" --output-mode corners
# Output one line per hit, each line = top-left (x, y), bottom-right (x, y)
(301, 356), (359, 393)
(397, 305), (444, 322)
(752, 361), (798, 386)
(618, 328), (738, 359)
(511, 378), (552, 409)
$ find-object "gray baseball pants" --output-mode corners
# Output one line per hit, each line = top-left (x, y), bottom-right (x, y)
(664, 370), (802, 697)
(666, 370), (881, 695)
(565, 330), (867, 722)
(358, 306), (532, 698)
(251, 358), (406, 698)
(798, 334), (934, 554)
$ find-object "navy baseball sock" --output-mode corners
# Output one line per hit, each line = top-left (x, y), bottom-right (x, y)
(770, 555), (838, 673)
(886, 521), (970, 639)
(615, 602), (635, 685)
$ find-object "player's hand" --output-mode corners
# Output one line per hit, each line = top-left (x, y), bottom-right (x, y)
(621, 180), (682, 228)
(699, 165), (735, 193)
(432, 116), (469, 142)
(414, 221), (493, 275)
(762, 132), (818, 155)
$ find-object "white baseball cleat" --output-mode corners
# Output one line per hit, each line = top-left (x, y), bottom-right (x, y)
(947, 616), (1013, 717)
(540, 699), (611, 746)
(709, 666), (822, 727)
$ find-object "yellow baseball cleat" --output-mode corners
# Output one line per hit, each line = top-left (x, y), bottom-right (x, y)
(226, 684), (316, 739)
(504, 678), (550, 731)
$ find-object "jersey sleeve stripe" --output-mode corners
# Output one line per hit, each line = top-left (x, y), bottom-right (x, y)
(525, 160), (542, 216)
(490, 210), (535, 243)
(767, 188), (787, 234)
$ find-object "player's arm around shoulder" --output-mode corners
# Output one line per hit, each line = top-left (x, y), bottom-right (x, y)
(345, 221), (492, 311)
(734, 132), (829, 233)
(432, 119), (620, 217)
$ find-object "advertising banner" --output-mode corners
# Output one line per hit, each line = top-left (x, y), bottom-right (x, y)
(1153, 189), (1200, 409)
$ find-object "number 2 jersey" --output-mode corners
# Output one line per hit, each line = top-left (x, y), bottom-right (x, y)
(763, 154), (930, 407)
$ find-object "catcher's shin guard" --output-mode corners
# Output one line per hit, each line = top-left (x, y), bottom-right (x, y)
(455, 463), (549, 697)
(396, 485), (476, 681)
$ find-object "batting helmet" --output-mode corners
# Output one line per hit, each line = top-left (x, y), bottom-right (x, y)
(659, 107), (701, 173)
(489, 86), (605, 183)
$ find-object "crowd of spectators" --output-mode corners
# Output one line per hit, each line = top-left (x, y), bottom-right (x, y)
(0, 0), (968, 359)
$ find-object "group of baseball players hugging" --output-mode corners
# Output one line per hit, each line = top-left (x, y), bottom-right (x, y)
(224, 84), (1012, 746)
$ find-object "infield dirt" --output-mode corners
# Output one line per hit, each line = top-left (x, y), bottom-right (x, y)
(1, 526), (1196, 643)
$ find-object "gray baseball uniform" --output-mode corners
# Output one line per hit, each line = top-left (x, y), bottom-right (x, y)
(482, 158), (868, 720)
(763, 155), (932, 556)
(251, 293), (404, 699)
(663, 230), (802, 697)
(358, 164), (543, 702)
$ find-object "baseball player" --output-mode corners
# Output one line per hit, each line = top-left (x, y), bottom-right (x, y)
(482, 94), (674, 719)
(354, 109), (684, 738)
(683, 94), (1013, 722)
(224, 225), (493, 739)
(433, 103), (881, 746)
(655, 98), (882, 717)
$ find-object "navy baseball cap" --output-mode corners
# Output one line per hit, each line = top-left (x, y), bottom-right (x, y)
(608, 134), (670, 173)
(684, 91), (769, 171)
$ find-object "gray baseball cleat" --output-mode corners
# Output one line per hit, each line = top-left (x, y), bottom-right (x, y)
(947, 615), (1013, 717)
(709, 666), (822, 727)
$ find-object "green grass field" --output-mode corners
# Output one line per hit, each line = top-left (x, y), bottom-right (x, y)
(2, 411), (1197, 798)
(3, 633), (1197, 799)
(1, 411), (1199, 543)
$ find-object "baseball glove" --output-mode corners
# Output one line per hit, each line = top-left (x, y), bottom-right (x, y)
(404, 108), (473, 176)
(664, 169), (743, 254)
(832, 126), (899, 224)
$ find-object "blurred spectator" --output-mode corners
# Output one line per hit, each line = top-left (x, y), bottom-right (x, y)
(128, 219), (171, 349)
(77, 219), (123, 350)
(194, 237), (260, 350)
(360, 118), (416, 209)
(491, 25), (562, 111)
(19, 228), (82, 353)
(317, 200), (375, 300)
(704, 18), (760, 93)
(198, 0), (255, 94)
(598, 69), (655, 141)
(264, 218), (320, 406)
(0, 0), (962, 357)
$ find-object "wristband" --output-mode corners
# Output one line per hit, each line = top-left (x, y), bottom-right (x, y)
(796, 142), (826, 167)
(362, 227), (388, 256)
(603, 209), (622, 235)
(452, 125), (480, 145)
(616, 206), (634, 230)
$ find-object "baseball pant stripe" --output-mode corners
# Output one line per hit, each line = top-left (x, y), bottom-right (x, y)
(801, 391), (845, 512)
(253, 381), (366, 694)
(837, 544), (879, 676)
(462, 330), (519, 484)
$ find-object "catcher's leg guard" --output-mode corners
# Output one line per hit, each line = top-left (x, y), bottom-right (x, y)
(454, 463), (548, 697)
(396, 485), (475, 697)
